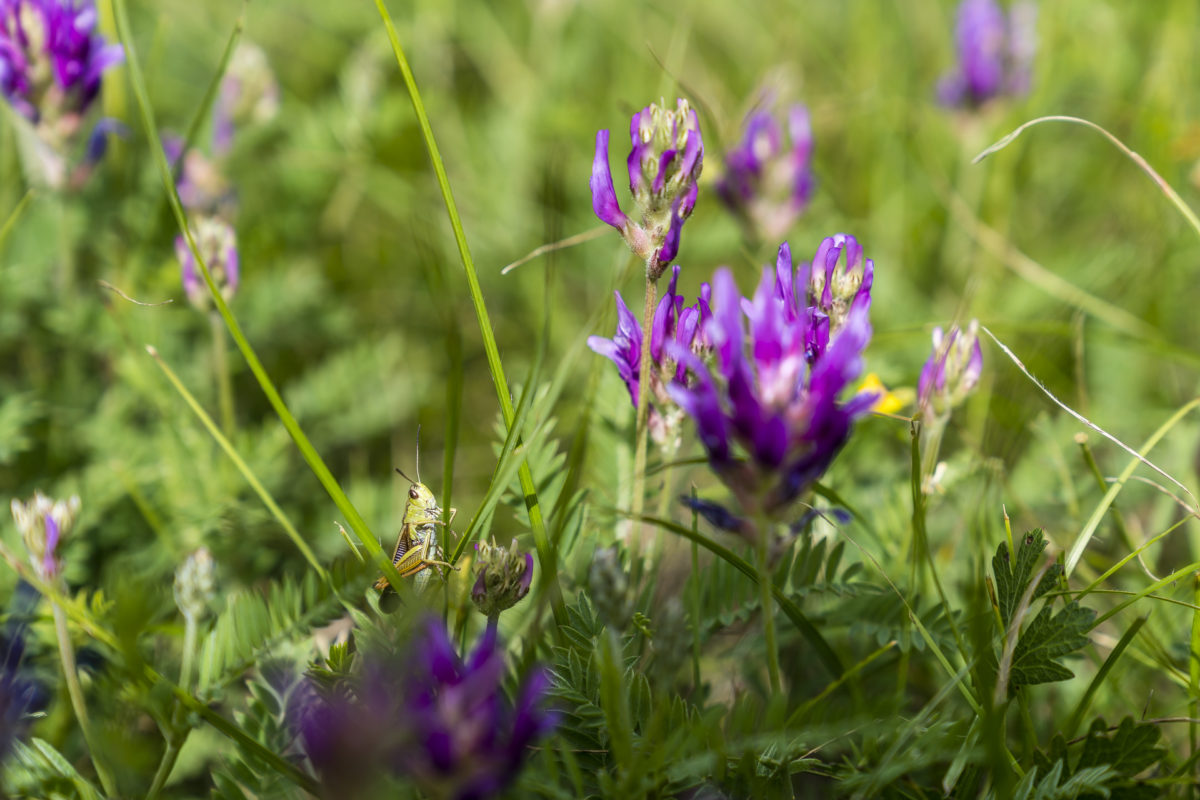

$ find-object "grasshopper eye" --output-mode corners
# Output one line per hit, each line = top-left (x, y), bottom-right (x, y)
(408, 487), (420, 500)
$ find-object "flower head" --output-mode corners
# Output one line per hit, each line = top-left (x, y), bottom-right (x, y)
(918, 320), (983, 420)
(176, 215), (239, 311)
(295, 620), (556, 800)
(10, 491), (79, 580)
(717, 104), (815, 243)
(212, 41), (279, 155)
(587, 265), (711, 450)
(591, 98), (704, 278)
(669, 238), (877, 514)
(163, 134), (234, 214)
(938, 0), (1037, 108)
(0, 0), (123, 136)
(471, 539), (533, 618)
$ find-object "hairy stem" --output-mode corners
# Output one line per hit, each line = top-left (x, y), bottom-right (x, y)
(755, 515), (782, 695)
(630, 263), (658, 565)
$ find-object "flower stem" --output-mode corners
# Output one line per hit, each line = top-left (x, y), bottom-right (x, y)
(147, 614), (199, 799)
(630, 262), (658, 563)
(52, 600), (118, 797)
(210, 310), (234, 438)
(754, 515), (782, 695)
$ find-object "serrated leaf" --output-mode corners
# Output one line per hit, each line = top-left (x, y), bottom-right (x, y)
(993, 529), (1062, 626)
(1076, 717), (1166, 779)
(1010, 601), (1094, 687)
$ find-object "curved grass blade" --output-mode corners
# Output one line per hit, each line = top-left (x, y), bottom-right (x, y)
(111, 0), (405, 591)
(372, 0), (564, 627)
(975, 115), (1200, 242)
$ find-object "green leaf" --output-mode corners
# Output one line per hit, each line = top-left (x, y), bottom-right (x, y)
(1010, 601), (1095, 687)
(1076, 717), (1166, 780)
(993, 529), (1063, 627)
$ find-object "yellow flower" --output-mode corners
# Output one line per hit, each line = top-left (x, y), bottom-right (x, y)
(859, 372), (904, 415)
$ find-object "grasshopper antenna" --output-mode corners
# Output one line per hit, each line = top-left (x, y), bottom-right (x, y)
(395, 466), (416, 484)
(415, 425), (422, 484)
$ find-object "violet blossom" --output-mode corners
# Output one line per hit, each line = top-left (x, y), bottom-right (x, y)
(0, 0), (123, 137)
(176, 215), (239, 311)
(212, 41), (279, 155)
(717, 104), (815, 243)
(10, 491), (80, 580)
(668, 237), (877, 514)
(295, 620), (557, 800)
(938, 0), (1037, 108)
(590, 98), (704, 278)
(587, 264), (711, 449)
(917, 319), (983, 422)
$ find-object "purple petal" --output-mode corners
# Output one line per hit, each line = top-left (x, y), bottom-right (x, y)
(590, 130), (627, 230)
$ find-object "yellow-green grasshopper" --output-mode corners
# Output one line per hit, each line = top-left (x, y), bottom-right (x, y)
(374, 468), (458, 591)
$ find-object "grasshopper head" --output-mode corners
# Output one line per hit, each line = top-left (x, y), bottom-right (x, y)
(402, 481), (441, 525)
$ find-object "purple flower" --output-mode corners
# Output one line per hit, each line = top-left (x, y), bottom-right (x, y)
(1, 615), (39, 768)
(295, 620), (557, 800)
(717, 104), (815, 243)
(590, 98), (704, 278)
(163, 134), (234, 214)
(938, 0), (1037, 107)
(587, 264), (711, 448)
(805, 233), (874, 335)
(176, 216), (239, 311)
(211, 41), (279, 155)
(0, 0), (123, 130)
(10, 491), (79, 580)
(669, 238), (877, 514)
(918, 320), (983, 419)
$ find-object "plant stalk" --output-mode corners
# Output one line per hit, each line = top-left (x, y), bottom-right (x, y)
(630, 263), (658, 565)
(755, 514), (782, 695)
(210, 310), (234, 438)
(52, 600), (118, 797)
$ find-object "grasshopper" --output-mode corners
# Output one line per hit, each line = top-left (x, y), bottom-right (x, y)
(374, 467), (458, 591)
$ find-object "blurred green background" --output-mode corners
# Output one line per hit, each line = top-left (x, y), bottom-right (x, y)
(3, 0), (1200, 786)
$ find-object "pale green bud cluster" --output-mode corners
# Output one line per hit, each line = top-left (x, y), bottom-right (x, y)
(471, 538), (533, 617)
(174, 547), (216, 622)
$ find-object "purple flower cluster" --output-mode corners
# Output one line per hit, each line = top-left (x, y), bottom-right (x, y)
(938, 0), (1036, 107)
(176, 216), (239, 311)
(669, 237), (877, 513)
(717, 104), (815, 242)
(587, 265), (711, 448)
(10, 491), (79, 580)
(296, 620), (556, 800)
(918, 320), (983, 420)
(591, 98), (704, 277)
(0, 0), (122, 126)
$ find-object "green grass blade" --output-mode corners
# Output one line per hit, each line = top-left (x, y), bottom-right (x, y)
(372, 0), (564, 626)
(1065, 615), (1146, 738)
(111, 0), (405, 591)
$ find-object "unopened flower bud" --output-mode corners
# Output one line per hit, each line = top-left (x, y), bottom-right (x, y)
(174, 547), (215, 621)
(177, 216), (239, 311)
(588, 547), (633, 631)
(471, 539), (533, 617)
(10, 491), (80, 580)
(918, 320), (983, 420)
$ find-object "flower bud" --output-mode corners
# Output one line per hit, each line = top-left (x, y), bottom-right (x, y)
(588, 547), (633, 631)
(174, 547), (215, 622)
(808, 233), (873, 336)
(470, 539), (533, 617)
(918, 320), (983, 420)
(177, 216), (239, 311)
(10, 491), (80, 580)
